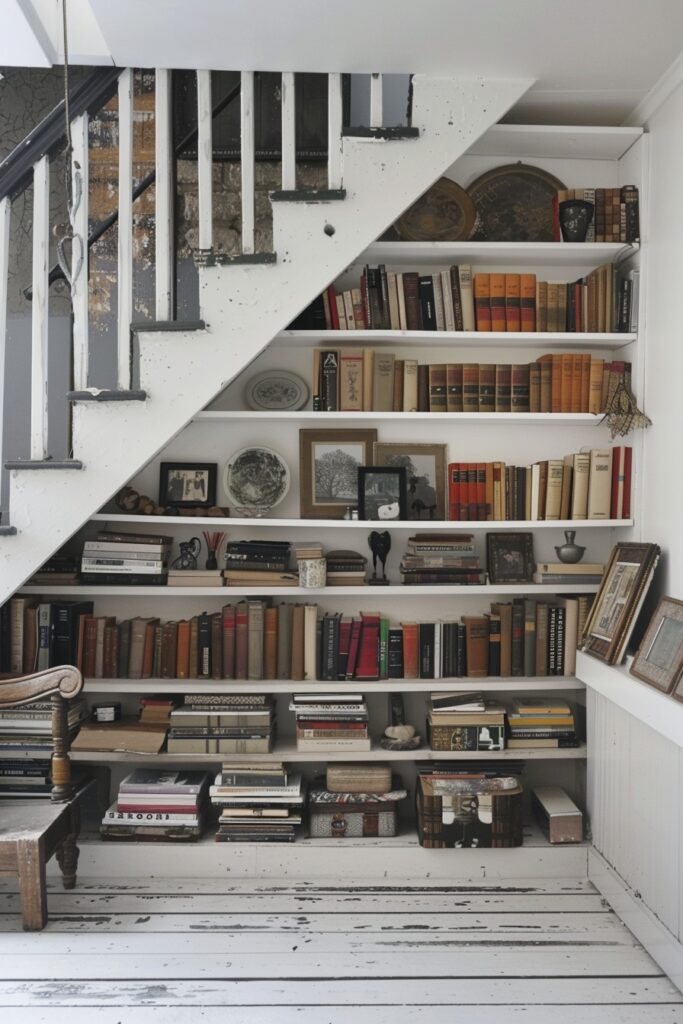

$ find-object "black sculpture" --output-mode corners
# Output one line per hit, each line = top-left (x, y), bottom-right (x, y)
(368, 530), (392, 585)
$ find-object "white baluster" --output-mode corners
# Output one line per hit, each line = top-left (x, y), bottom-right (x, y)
(155, 68), (174, 320)
(241, 71), (255, 254)
(117, 68), (133, 390)
(327, 73), (343, 190)
(196, 69), (213, 254)
(31, 155), (49, 460)
(370, 73), (383, 128)
(0, 197), (10, 496)
(281, 71), (296, 191)
(70, 113), (89, 391)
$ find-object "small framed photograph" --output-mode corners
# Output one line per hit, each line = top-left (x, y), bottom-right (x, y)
(159, 462), (217, 508)
(299, 428), (377, 519)
(487, 532), (535, 584)
(358, 466), (408, 521)
(582, 542), (661, 665)
(630, 597), (683, 695)
(373, 443), (447, 521)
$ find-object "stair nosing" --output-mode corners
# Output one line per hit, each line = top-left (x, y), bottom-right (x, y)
(5, 459), (84, 470)
(67, 390), (147, 403)
(130, 320), (206, 333)
(342, 126), (420, 140)
(195, 251), (277, 267)
(0, 526), (17, 536)
(270, 189), (346, 203)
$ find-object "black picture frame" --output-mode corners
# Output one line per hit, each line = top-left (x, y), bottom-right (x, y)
(159, 462), (217, 509)
(487, 532), (535, 584)
(358, 466), (408, 522)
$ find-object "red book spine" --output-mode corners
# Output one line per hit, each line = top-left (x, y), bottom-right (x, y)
(448, 462), (460, 521)
(222, 605), (236, 680)
(355, 615), (380, 680)
(235, 604), (248, 680)
(610, 447), (622, 520)
(345, 619), (362, 679)
(622, 446), (633, 519)
(402, 623), (418, 679)
(467, 465), (478, 521)
(476, 463), (487, 521)
(116, 803), (199, 814)
(327, 285), (340, 330)
(296, 720), (367, 731)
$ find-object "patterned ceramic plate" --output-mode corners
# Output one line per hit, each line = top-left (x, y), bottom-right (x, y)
(223, 447), (290, 510)
(244, 370), (309, 411)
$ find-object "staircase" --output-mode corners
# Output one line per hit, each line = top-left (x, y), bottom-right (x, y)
(0, 68), (531, 603)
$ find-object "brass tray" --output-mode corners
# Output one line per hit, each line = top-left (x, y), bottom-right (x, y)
(394, 176), (478, 242)
(467, 162), (566, 242)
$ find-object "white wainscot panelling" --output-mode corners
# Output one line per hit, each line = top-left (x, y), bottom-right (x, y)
(588, 689), (681, 940)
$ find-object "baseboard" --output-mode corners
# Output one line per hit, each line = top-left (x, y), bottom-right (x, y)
(588, 847), (683, 994)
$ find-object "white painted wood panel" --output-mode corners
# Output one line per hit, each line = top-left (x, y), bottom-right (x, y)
(154, 68), (174, 321)
(116, 68), (134, 390)
(281, 71), (296, 191)
(196, 69), (213, 253)
(0, 196), (10, 502)
(30, 154), (49, 460)
(70, 114), (89, 391)
(370, 73), (383, 127)
(327, 72), (343, 189)
(240, 70), (255, 254)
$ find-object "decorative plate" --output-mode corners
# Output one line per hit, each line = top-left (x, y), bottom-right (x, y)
(394, 176), (478, 242)
(223, 447), (290, 511)
(467, 162), (566, 242)
(244, 370), (309, 411)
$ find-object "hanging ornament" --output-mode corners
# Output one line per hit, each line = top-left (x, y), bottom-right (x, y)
(601, 379), (652, 439)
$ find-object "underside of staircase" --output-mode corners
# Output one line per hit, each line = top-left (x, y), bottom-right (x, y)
(0, 71), (532, 604)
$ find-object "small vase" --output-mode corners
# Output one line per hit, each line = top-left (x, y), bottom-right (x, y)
(205, 551), (218, 570)
(555, 530), (586, 564)
(559, 200), (594, 243)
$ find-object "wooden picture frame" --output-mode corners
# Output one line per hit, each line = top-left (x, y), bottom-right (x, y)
(358, 466), (408, 522)
(487, 532), (535, 585)
(372, 443), (447, 521)
(630, 596), (683, 694)
(299, 429), (377, 519)
(581, 542), (661, 665)
(159, 462), (217, 508)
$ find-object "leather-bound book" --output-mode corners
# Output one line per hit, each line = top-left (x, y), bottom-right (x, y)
(520, 274), (536, 331)
(355, 612), (380, 681)
(117, 618), (132, 678)
(403, 272), (421, 330)
(264, 606), (278, 680)
(152, 623), (163, 678)
(176, 619), (191, 679)
(103, 622), (119, 679)
(504, 274), (521, 331)
(511, 601), (524, 676)
(127, 617), (148, 679)
(392, 359), (405, 412)
(290, 604), (305, 680)
(345, 617), (362, 679)
(417, 364), (430, 412)
(247, 600), (265, 681)
(446, 363), (463, 412)
(448, 462), (461, 521)
(537, 355), (552, 413)
(491, 603), (512, 677)
(463, 616), (488, 677)
(211, 612), (223, 679)
(487, 613), (501, 675)
(495, 364), (511, 412)
(490, 273), (506, 332)
(189, 616), (199, 679)
(478, 365), (495, 413)
(510, 364), (530, 412)
(535, 602), (549, 677)
(529, 363), (541, 412)
(277, 602), (293, 680)
(449, 265), (464, 331)
(418, 275), (437, 330)
(141, 618), (159, 679)
(536, 280), (548, 332)
(473, 273), (491, 331)
(429, 364), (447, 412)
(161, 621), (179, 679)
(462, 363), (479, 412)
(221, 604), (235, 679)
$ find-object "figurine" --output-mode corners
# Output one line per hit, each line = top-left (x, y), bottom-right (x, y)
(171, 536), (202, 571)
(380, 693), (421, 751)
(368, 530), (392, 585)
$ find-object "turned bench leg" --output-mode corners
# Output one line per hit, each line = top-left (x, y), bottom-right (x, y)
(56, 801), (81, 890)
(16, 838), (47, 931)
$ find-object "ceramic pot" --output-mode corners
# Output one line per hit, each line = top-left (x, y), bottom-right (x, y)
(555, 530), (586, 563)
(559, 199), (594, 242)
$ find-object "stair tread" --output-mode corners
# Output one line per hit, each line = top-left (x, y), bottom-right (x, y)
(67, 390), (147, 402)
(0, 526), (17, 536)
(5, 459), (84, 470)
(343, 126), (420, 140)
(130, 320), (206, 333)
(196, 251), (277, 267)
(270, 189), (346, 202)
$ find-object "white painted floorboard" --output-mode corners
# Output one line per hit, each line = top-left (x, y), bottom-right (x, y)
(0, 878), (680, 1021)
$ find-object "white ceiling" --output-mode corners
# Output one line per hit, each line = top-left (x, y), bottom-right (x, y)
(5, 0), (683, 123)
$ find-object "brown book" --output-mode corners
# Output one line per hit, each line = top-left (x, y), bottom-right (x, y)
(277, 602), (293, 680)
(580, 353), (591, 412)
(529, 362), (541, 412)
(176, 619), (191, 679)
(429, 363), (447, 412)
(588, 358), (605, 414)
(403, 272), (421, 330)
(417, 364), (430, 412)
(485, 463), (494, 522)
(446, 364), (463, 412)
(187, 616), (199, 679)
(22, 605), (39, 674)
(495, 364), (511, 412)
(403, 359), (419, 412)
(490, 273), (506, 332)
(570, 353), (583, 413)
(478, 364), (495, 413)
(211, 612), (223, 679)
(290, 604), (305, 681)
(235, 602), (248, 680)
(520, 273), (536, 332)
(510, 364), (530, 412)
(537, 355), (552, 413)
(535, 602), (549, 677)
(557, 284), (567, 332)
(221, 604), (235, 680)
(372, 353), (395, 412)
(339, 349), (364, 412)
(544, 460), (564, 520)
(247, 600), (265, 681)
(76, 612), (89, 674)
(537, 461), (549, 521)
(161, 621), (179, 679)
(504, 274), (521, 331)
(536, 280), (548, 332)
(491, 602), (513, 676)
(546, 282), (559, 332)
(462, 363), (479, 413)
(264, 606), (278, 680)
(127, 617), (148, 680)
(473, 273), (491, 331)
(392, 359), (405, 412)
(152, 623), (163, 679)
(463, 616), (489, 677)
(560, 354), (574, 413)
(559, 455), (574, 520)
(103, 623), (119, 679)
(141, 619), (159, 679)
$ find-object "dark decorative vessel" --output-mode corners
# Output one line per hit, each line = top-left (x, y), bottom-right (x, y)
(559, 199), (594, 243)
(555, 530), (586, 564)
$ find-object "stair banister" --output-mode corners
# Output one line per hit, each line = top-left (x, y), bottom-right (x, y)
(281, 72), (296, 192)
(328, 73), (343, 190)
(196, 70), (213, 256)
(155, 69), (175, 322)
(30, 155), (50, 461)
(241, 71), (256, 255)
(117, 69), (134, 391)
(370, 73), (383, 128)
(70, 113), (89, 392)
(0, 197), (9, 513)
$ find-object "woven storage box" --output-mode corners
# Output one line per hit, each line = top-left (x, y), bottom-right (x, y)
(417, 773), (523, 848)
(326, 763), (392, 794)
(309, 781), (407, 838)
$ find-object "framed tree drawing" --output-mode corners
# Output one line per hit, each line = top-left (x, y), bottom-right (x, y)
(299, 428), (377, 519)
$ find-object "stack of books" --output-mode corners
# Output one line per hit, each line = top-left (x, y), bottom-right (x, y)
(293, 541), (324, 561)
(400, 533), (484, 586)
(532, 562), (605, 585)
(223, 539), (296, 587)
(507, 699), (578, 749)
(167, 568), (224, 588)
(166, 693), (275, 754)
(210, 762), (304, 843)
(290, 693), (371, 752)
(25, 554), (80, 587)
(100, 769), (210, 841)
(80, 531), (172, 585)
(0, 698), (88, 756)
(0, 760), (52, 798)
(428, 693), (506, 752)
(139, 697), (176, 725)
(325, 550), (367, 586)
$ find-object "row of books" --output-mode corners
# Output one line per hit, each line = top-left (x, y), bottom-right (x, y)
(292, 263), (638, 334)
(399, 533), (484, 586)
(313, 348), (631, 414)
(427, 693), (578, 752)
(80, 532), (172, 586)
(448, 447), (632, 522)
(552, 185), (640, 243)
(290, 694), (369, 752)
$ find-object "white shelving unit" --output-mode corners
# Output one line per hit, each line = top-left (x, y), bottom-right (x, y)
(277, 329), (635, 350)
(82, 677), (586, 695)
(91, 513), (633, 530)
(22, 584), (600, 597)
(196, 411), (605, 424)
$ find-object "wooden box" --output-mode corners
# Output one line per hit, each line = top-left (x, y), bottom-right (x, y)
(308, 783), (407, 838)
(417, 773), (523, 848)
(532, 786), (583, 844)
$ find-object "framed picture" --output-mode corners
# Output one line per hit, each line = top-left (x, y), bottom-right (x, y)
(373, 443), (447, 521)
(358, 467), (408, 521)
(631, 597), (683, 694)
(299, 429), (377, 519)
(159, 462), (217, 508)
(581, 542), (661, 665)
(487, 532), (535, 584)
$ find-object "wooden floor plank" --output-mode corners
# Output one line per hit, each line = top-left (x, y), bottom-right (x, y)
(0, 977), (679, 1006)
(0, 946), (661, 979)
(13, 1007), (683, 1024)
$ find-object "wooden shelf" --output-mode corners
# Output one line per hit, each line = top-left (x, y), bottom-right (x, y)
(82, 676), (586, 695)
(277, 330), (636, 349)
(466, 124), (643, 161)
(20, 584), (601, 597)
(90, 513), (633, 530)
(357, 241), (638, 268)
(195, 411), (604, 424)
(61, 743), (587, 764)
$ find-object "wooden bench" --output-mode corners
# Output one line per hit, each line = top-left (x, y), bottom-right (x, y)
(0, 665), (86, 929)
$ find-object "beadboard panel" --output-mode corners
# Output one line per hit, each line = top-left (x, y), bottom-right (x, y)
(587, 689), (682, 940)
